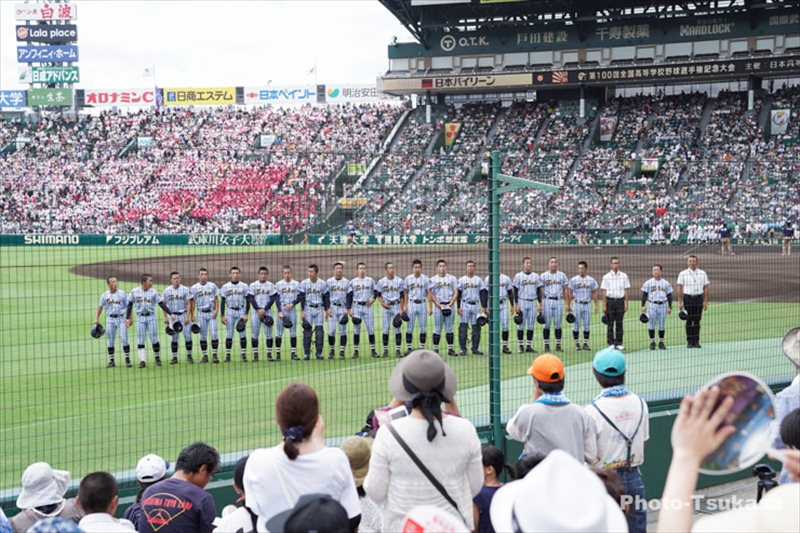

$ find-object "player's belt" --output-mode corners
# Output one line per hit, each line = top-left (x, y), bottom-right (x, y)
(199, 308), (212, 312)
(385, 301), (399, 306)
(228, 307), (242, 311)
(607, 297), (624, 301)
(307, 303), (321, 308)
(356, 301), (369, 306)
(412, 299), (425, 304)
(547, 296), (561, 300)
(332, 302), (344, 306)
(519, 297), (535, 301)
(576, 300), (589, 305)
(173, 311), (185, 314)
(108, 314), (122, 318)
(139, 312), (151, 316)
(650, 301), (665, 305)
(466, 300), (479, 305)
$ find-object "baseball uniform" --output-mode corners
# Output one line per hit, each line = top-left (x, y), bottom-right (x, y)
(567, 274), (598, 349)
(275, 278), (301, 359)
(98, 289), (130, 365)
(376, 275), (405, 357)
(513, 270), (542, 352)
(486, 273), (516, 353)
(327, 276), (353, 359)
(539, 269), (569, 351)
(250, 279), (278, 361)
(428, 273), (459, 355)
(457, 275), (487, 355)
(127, 287), (172, 366)
(641, 277), (673, 349)
(350, 275), (378, 357)
(296, 278), (330, 360)
(783, 222), (795, 256)
(191, 281), (220, 363)
(162, 284), (194, 363)
(220, 281), (250, 362)
(403, 273), (431, 351)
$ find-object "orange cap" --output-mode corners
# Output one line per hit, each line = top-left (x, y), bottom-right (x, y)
(527, 354), (565, 383)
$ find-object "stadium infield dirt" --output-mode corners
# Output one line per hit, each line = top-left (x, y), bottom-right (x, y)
(71, 243), (798, 304)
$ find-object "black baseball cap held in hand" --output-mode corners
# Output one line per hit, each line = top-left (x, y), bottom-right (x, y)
(266, 493), (349, 533)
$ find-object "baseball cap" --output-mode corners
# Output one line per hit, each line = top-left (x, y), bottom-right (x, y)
(266, 493), (349, 533)
(136, 454), (170, 483)
(526, 354), (564, 383)
(593, 348), (626, 377)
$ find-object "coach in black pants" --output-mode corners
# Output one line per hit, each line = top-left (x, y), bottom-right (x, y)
(677, 255), (709, 348)
(601, 257), (630, 350)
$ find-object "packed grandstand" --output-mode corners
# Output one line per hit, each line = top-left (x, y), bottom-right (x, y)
(1, 85), (798, 236)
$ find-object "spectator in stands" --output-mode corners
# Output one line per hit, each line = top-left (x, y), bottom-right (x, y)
(244, 383), (361, 532)
(265, 494), (350, 533)
(0, 508), (11, 533)
(489, 449), (628, 532)
(26, 517), (83, 533)
(771, 331), (800, 485)
(215, 456), (257, 533)
(506, 354), (598, 463)
(473, 446), (514, 533)
(340, 437), (381, 533)
(364, 349), (483, 531)
(11, 462), (82, 533)
(588, 348), (649, 533)
(139, 442), (219, 533)
(75, 471), (132, 532)
(513, 452), (546, 480)
(123, 454), (169, 530)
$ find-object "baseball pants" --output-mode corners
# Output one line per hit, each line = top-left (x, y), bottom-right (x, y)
(327, 303), (348, 335)
(197, 310), (219, 341)
(106, 316), (129, 348)
(225, 309), (246, 339)
(606, 298), (625, 346)
(303, 305), (325, 357)
(382, 303), (402, 333)
(276, 307), (297, 337)
(499, 300), (509, 331)
(169, 313), (192, 344)
(459, 303), (481, 352)
(647, 302), (667, 331)
(543, 298), (564, 329)
(251, 311), (274, 339)
(407, 300), (428, 334)
(573, 302), (591, 333)
(433, 307), (455, 334)
(518, 299), (537, 329)
(136, 315), (159, 346)
(351, 303), (374, 335)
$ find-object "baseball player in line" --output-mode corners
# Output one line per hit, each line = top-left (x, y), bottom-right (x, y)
(220, 267), (253, 363)
(327, 262), (353, 359)
(641, 265), (673, 350)
(190, 268), (220, 363)
(428, 259), (459, 356)
(377, 262), (405, 358)
(513, 257), (542, 353)
(126, 274), (174, 368)
(275, 266), (301, 360)
(402, 259), (430, 355)
(295, 265), (330, 360)
(162, 271), (194, 365)
(565, 261), (599, 351)
(350, 262), (379, 358)
(539, 257), (569, 353)
(94, 276), (130, 368)
(249, 266), (278, 362)
(485, 272), (516, 354)
(457, 260), (488, 356)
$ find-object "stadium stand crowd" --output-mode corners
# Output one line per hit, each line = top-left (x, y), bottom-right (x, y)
(1, 89), (798, 236)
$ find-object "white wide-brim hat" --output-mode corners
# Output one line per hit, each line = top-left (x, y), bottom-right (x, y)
(16, 462), (70, 509)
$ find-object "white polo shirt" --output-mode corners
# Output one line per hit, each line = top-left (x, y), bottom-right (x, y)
(601, 271), (630, 299)
(677, 268), (709, 296)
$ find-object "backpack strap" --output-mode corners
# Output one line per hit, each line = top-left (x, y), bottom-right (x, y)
(591, 396), (645, 469)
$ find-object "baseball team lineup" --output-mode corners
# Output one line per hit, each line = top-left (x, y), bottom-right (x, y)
(91, 254), (711, 369)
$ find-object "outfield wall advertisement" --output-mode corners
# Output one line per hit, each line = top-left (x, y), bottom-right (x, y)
(1, 234), (283, 246)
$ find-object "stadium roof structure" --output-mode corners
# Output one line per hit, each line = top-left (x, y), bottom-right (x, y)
(379, 0), (800, 49)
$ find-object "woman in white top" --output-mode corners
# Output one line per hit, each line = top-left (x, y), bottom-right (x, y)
(243, 383), (361, 532)
(364, 350), (483, 531)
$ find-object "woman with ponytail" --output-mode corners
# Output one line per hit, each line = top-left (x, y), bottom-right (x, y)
(364, 350), (483, 532)
(243, 383), (361, 532)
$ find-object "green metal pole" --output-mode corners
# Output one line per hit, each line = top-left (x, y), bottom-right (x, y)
(489, 150), (502, 447)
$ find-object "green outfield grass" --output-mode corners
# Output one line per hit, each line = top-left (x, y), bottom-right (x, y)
(0, 245), (796, 490)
